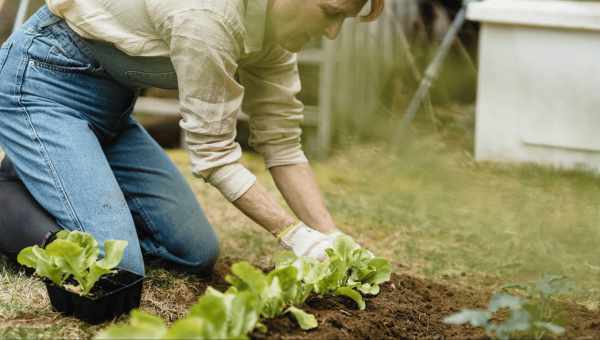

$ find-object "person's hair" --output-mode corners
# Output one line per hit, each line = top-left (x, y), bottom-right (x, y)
(360, 0), (384, 22)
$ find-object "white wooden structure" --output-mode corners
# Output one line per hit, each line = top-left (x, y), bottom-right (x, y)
(468, 0), (600, 172)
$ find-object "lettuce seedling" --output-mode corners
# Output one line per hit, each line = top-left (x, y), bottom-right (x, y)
(276, 235), (391, 310)
(225, 261), (317, 330)
(17, 230), (127, 296)
(96, 288), (259, 340)
(184, 287), (259, 339)
(444, 293), (565, 340)
(501, 274), (573, 339)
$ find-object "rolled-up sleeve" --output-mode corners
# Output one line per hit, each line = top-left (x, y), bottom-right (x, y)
(167, 10), (256, 202)
(239, 48), (309, 169)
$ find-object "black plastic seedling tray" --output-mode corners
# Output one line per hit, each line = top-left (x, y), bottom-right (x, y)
(45, 270), (143, 324)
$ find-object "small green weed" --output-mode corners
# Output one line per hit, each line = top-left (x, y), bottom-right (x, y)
(445, 275), (574, 340)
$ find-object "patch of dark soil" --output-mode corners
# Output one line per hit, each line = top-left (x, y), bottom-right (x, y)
(251, 273), (488, 340)
(143, 257), (600, 340)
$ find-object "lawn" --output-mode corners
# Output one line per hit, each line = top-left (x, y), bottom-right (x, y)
(1, 106), (599, 338)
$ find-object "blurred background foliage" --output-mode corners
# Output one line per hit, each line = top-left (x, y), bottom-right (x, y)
(0, 0), (481, 151)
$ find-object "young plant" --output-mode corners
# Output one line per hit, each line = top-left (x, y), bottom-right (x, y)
(225, 261), (317, 330)
(17, 230), (127, 296)
(96, 234), (389, 339)
(178, 287), (259, 339)
(501, 274), (573, 339)
(276, 235), (392, 310)
(96, 288), (259, 340)
(444, 292), (565, 340)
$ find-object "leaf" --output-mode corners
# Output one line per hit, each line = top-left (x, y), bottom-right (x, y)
(261, 277), (284, 318)
(45, 239), (84, 258)
(268, 266), (301, 304)
(489, 293), (524, 312)
(96, 240), (128, 270)
(357, 283), (380, 295)
(335, 287), (365, 310)
(268, 266), (298, 292)
(83, 264), (113, 295)
(301, 259), (328, 285)
(534, 321), (565, 335)
(68, 232), (100, 271)
(443, 309), (491, 327)
(228, 291), (259, 337)
(54, 230), (70, 240)
(46, 239), (86, 276)
(17, 247), (38, 268)
(273, 251), (298, 268)
(315, 259), (346, 294)
(366, 258), (392, 285)
(66, 230), (97, 248)
(226, 262), (267, 295)
(28, 246), (64, 285)
(95, 310), (167, 339)
(79, 239), (127, 294)
(164, 317), (205, 339)
(189, 287), (228, 338)
(535, 274), (574, 298)
(331, 235), (357, 263)
(129, 310), (166, 328)
(286, 306), (318, 330)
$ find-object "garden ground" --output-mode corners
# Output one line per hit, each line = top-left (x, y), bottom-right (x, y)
(1, 106), (600, 338)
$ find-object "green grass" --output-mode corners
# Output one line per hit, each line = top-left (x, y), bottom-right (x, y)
(1, 105), (599, 338)
(312, 108), (600, 309)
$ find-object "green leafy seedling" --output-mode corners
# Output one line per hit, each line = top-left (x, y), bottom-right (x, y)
(225, 261), (317, 329)
(97, 233), (390, 339)
(444, 292), (565, 340)
(17, 230), (127, 296)
(292, 235), (391, 310)
(501, 274), (573, 339)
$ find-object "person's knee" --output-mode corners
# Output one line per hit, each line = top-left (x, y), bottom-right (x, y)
(179, 236), (220, 275)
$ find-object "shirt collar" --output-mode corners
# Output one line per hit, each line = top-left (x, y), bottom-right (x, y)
(244, 0), (268, 53)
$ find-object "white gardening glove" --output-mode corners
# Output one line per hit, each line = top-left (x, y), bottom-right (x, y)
(277, 222), (342, 261)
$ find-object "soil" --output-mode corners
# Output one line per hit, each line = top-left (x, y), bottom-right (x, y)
(149, 258), (600, 340)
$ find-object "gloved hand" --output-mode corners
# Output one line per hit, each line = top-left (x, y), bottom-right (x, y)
(277, 221), (343, 261)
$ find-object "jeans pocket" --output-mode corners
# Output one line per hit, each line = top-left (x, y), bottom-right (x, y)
(0, 42), (13, 76)
(29, 59), (97, 74)
(28, 31), (99, 75)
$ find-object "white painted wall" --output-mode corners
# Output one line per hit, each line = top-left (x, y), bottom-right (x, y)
(468, 0), (600, 172)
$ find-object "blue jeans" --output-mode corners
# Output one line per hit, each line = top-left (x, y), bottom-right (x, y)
(0, 7), (219, 276)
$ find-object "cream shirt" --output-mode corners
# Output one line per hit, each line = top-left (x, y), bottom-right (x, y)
(46, 0), (308, 202)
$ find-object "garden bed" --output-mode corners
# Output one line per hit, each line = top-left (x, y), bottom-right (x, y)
(142, 257), (600, 340)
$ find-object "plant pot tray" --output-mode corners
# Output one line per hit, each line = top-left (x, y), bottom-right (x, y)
(45, 270), (143, 324)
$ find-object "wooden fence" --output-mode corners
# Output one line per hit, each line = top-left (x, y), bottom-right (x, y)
(328, 0), (422, 141)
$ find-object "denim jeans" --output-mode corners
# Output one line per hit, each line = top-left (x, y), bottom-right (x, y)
(0, 6), (219, 276)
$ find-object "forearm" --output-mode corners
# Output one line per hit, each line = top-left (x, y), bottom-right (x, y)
(232, 181), (296, 236)
(269, 163), (337, 233)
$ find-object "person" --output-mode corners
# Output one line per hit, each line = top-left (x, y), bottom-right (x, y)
(0, 0), (384, 277)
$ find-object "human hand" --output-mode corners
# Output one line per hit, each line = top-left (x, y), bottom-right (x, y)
(277, 222), (342, 261)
